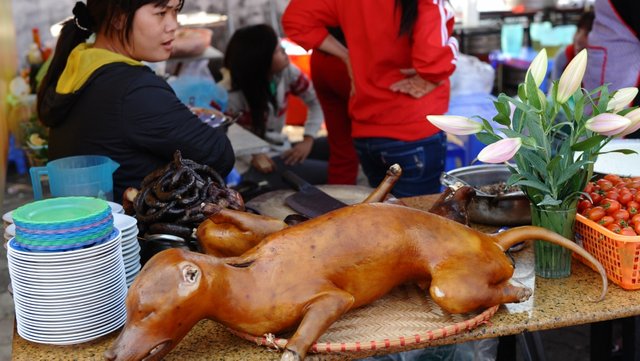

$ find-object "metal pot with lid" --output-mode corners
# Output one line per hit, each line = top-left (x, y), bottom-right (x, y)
(442, 164), (531, 226)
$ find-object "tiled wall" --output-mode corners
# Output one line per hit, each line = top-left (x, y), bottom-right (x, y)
(11, 0), (289, 69)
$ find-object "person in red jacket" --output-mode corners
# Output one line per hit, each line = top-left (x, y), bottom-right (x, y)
(282, 0), (458, 197)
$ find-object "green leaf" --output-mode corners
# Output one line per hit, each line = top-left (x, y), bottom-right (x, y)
(571, 135), (606, 152)
(513, 179), (552, 193)
(519, 150), (548, 177)
(518, 83), (527, 102)
(474, 132), (502, 145)
(537, 195), (563, 206)
(492, 113), (511, 127)
(526, 74), (542, 110)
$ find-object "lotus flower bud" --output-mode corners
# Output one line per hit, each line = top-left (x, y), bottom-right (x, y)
(585, 113), (632, 136)
(557, 49), (588, 104)
(477, 137), (522, 163)
(426, 115), (483, 135)
(527, 49), (548, 87)
(607, 87), (639, 112)
(619, 108), (640, 137)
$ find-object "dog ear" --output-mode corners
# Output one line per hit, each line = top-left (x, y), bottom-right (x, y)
(181, 264), (201, 284)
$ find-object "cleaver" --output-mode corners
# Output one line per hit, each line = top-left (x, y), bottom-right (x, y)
(282, 170), (348, 218)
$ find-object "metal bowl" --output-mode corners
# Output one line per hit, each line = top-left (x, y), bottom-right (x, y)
(444, 164), (531, 226)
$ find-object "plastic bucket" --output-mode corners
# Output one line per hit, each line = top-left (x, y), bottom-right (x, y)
(29, 155), (120, 201)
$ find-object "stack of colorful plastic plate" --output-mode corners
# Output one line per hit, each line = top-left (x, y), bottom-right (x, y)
(113, 213), (141, 286)
(7, 229), (127, 345)
(11, 197), (114, 252)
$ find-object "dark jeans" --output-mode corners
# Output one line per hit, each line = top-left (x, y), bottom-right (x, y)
(354, 132), (447, 198)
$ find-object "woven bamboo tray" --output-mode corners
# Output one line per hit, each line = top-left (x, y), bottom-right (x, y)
(230, 284), (498, 354)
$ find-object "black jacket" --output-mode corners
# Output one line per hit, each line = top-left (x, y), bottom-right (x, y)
(40, 60), (234, 202)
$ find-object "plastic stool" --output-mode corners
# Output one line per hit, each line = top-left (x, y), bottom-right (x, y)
(7, 134), (28, 175)
(445, 142), (467, 171)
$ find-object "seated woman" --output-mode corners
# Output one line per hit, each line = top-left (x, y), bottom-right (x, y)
(37, 0), (235, 203)
(223, 24), (328, 195)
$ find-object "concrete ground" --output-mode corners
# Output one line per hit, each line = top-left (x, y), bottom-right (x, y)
(0, 164), (606, 361)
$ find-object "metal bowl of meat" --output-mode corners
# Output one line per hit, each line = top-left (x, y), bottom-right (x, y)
(442, 164), (531, 226)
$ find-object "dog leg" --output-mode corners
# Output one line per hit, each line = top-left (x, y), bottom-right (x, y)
(281, 290), (355, 361)
(430, 272), (532, 314)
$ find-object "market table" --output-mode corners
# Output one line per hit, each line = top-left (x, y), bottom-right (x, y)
(11, 194), (640, 360)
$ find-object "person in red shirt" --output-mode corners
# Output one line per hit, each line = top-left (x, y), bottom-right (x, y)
(309, 27), (360, 185)
(283, 0), (458, 197)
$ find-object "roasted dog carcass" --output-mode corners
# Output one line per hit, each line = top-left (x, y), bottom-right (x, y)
(105, 201), (607, 361)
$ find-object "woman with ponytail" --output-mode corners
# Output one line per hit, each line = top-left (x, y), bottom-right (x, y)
(37, 0), (234, 202)
(283, 0), (459, 198)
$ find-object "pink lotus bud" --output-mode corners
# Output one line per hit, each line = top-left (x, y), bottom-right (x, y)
(477, 137), (522, 163)
(527, 49), (548, 87)
(607, 87), (639, 112)
(426, 115), (483, 135)
(557, 49), (588, 104)
(585, 113), (632, 136)
(619, 108), (640, 137)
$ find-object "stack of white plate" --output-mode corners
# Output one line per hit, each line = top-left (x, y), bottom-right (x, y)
(7, 229), (127, 345)
(107, 201), (125, 214)
(113, 213), (140, 286)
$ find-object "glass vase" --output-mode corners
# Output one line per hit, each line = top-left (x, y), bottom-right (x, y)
(531, 205), (577, 278)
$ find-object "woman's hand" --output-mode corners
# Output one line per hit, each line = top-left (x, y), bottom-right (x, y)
(390, 69), (438, 98)
(282, 136), (313, 165)
(251, 153), (276, 174)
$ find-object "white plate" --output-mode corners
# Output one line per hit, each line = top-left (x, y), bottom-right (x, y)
(16, 311), (126, 345)
(593, 139), (640, 177)
(14, 286), (127, 319)
(7, 247), (122, 272)
(2, 210), (13, 224)
(10, 268), (124, 297)
(8, 256), (122, 283)
(5, 223), (15, 237)
(16, 300), (125, 330)
(113, 213), (137, 232)
(12, 277), (125, 308)
(108, 201), (124, 214)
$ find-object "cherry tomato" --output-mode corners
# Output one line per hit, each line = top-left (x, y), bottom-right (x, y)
(619, 192), (633, 206)
(584, 183), (595, 194)
(597, 179), (614, 191)
(635, 222), (640, 235)
(628, 181), (640, 190)
(601, 199), (621, 214)
(627, 201), (640, 216)
(631, 214), (640, 225)
(598, 215), (615, 227)
(586, 206), (606, 222)
(620, 227), (637, 237)
(578, 199), (593, 214)
(607, 223), (622, 233)
(605, 174), (623, 184)
(605, 190), (620, 201)
(612, 209), (631, 221)
(635, 193), (640, 203)
(590, 192), (603, 205)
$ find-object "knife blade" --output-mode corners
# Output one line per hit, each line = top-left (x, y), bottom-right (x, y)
(282, 170), (348, 218)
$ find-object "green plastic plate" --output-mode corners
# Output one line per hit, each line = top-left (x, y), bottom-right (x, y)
(12, 197), (109, 225)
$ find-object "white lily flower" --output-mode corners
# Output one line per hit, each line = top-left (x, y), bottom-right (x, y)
(477, 138), (522, 163)
(619, 108), (640, 137)
(557, 49), (588, 104)
(426, 115), (483, 135)
(607, 87), (639, 112)
(585, 113), (632, 136)
(527, 49), (548, 87)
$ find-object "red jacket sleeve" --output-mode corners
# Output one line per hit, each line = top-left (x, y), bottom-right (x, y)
(412, 0), (458, 84)
(282, 0), (339, 51)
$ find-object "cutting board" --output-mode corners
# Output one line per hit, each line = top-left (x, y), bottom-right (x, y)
(246, 185), (377, 220)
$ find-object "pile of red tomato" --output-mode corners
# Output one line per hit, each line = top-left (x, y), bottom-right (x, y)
(578, 174), (640, 236)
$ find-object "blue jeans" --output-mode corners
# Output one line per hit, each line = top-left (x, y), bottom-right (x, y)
(354, 132), (446, 198)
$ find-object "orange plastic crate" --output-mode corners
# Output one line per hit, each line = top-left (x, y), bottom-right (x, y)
(574, 214), (640, 290)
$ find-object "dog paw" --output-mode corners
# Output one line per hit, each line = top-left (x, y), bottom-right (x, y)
(281, 349), (301, 361)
